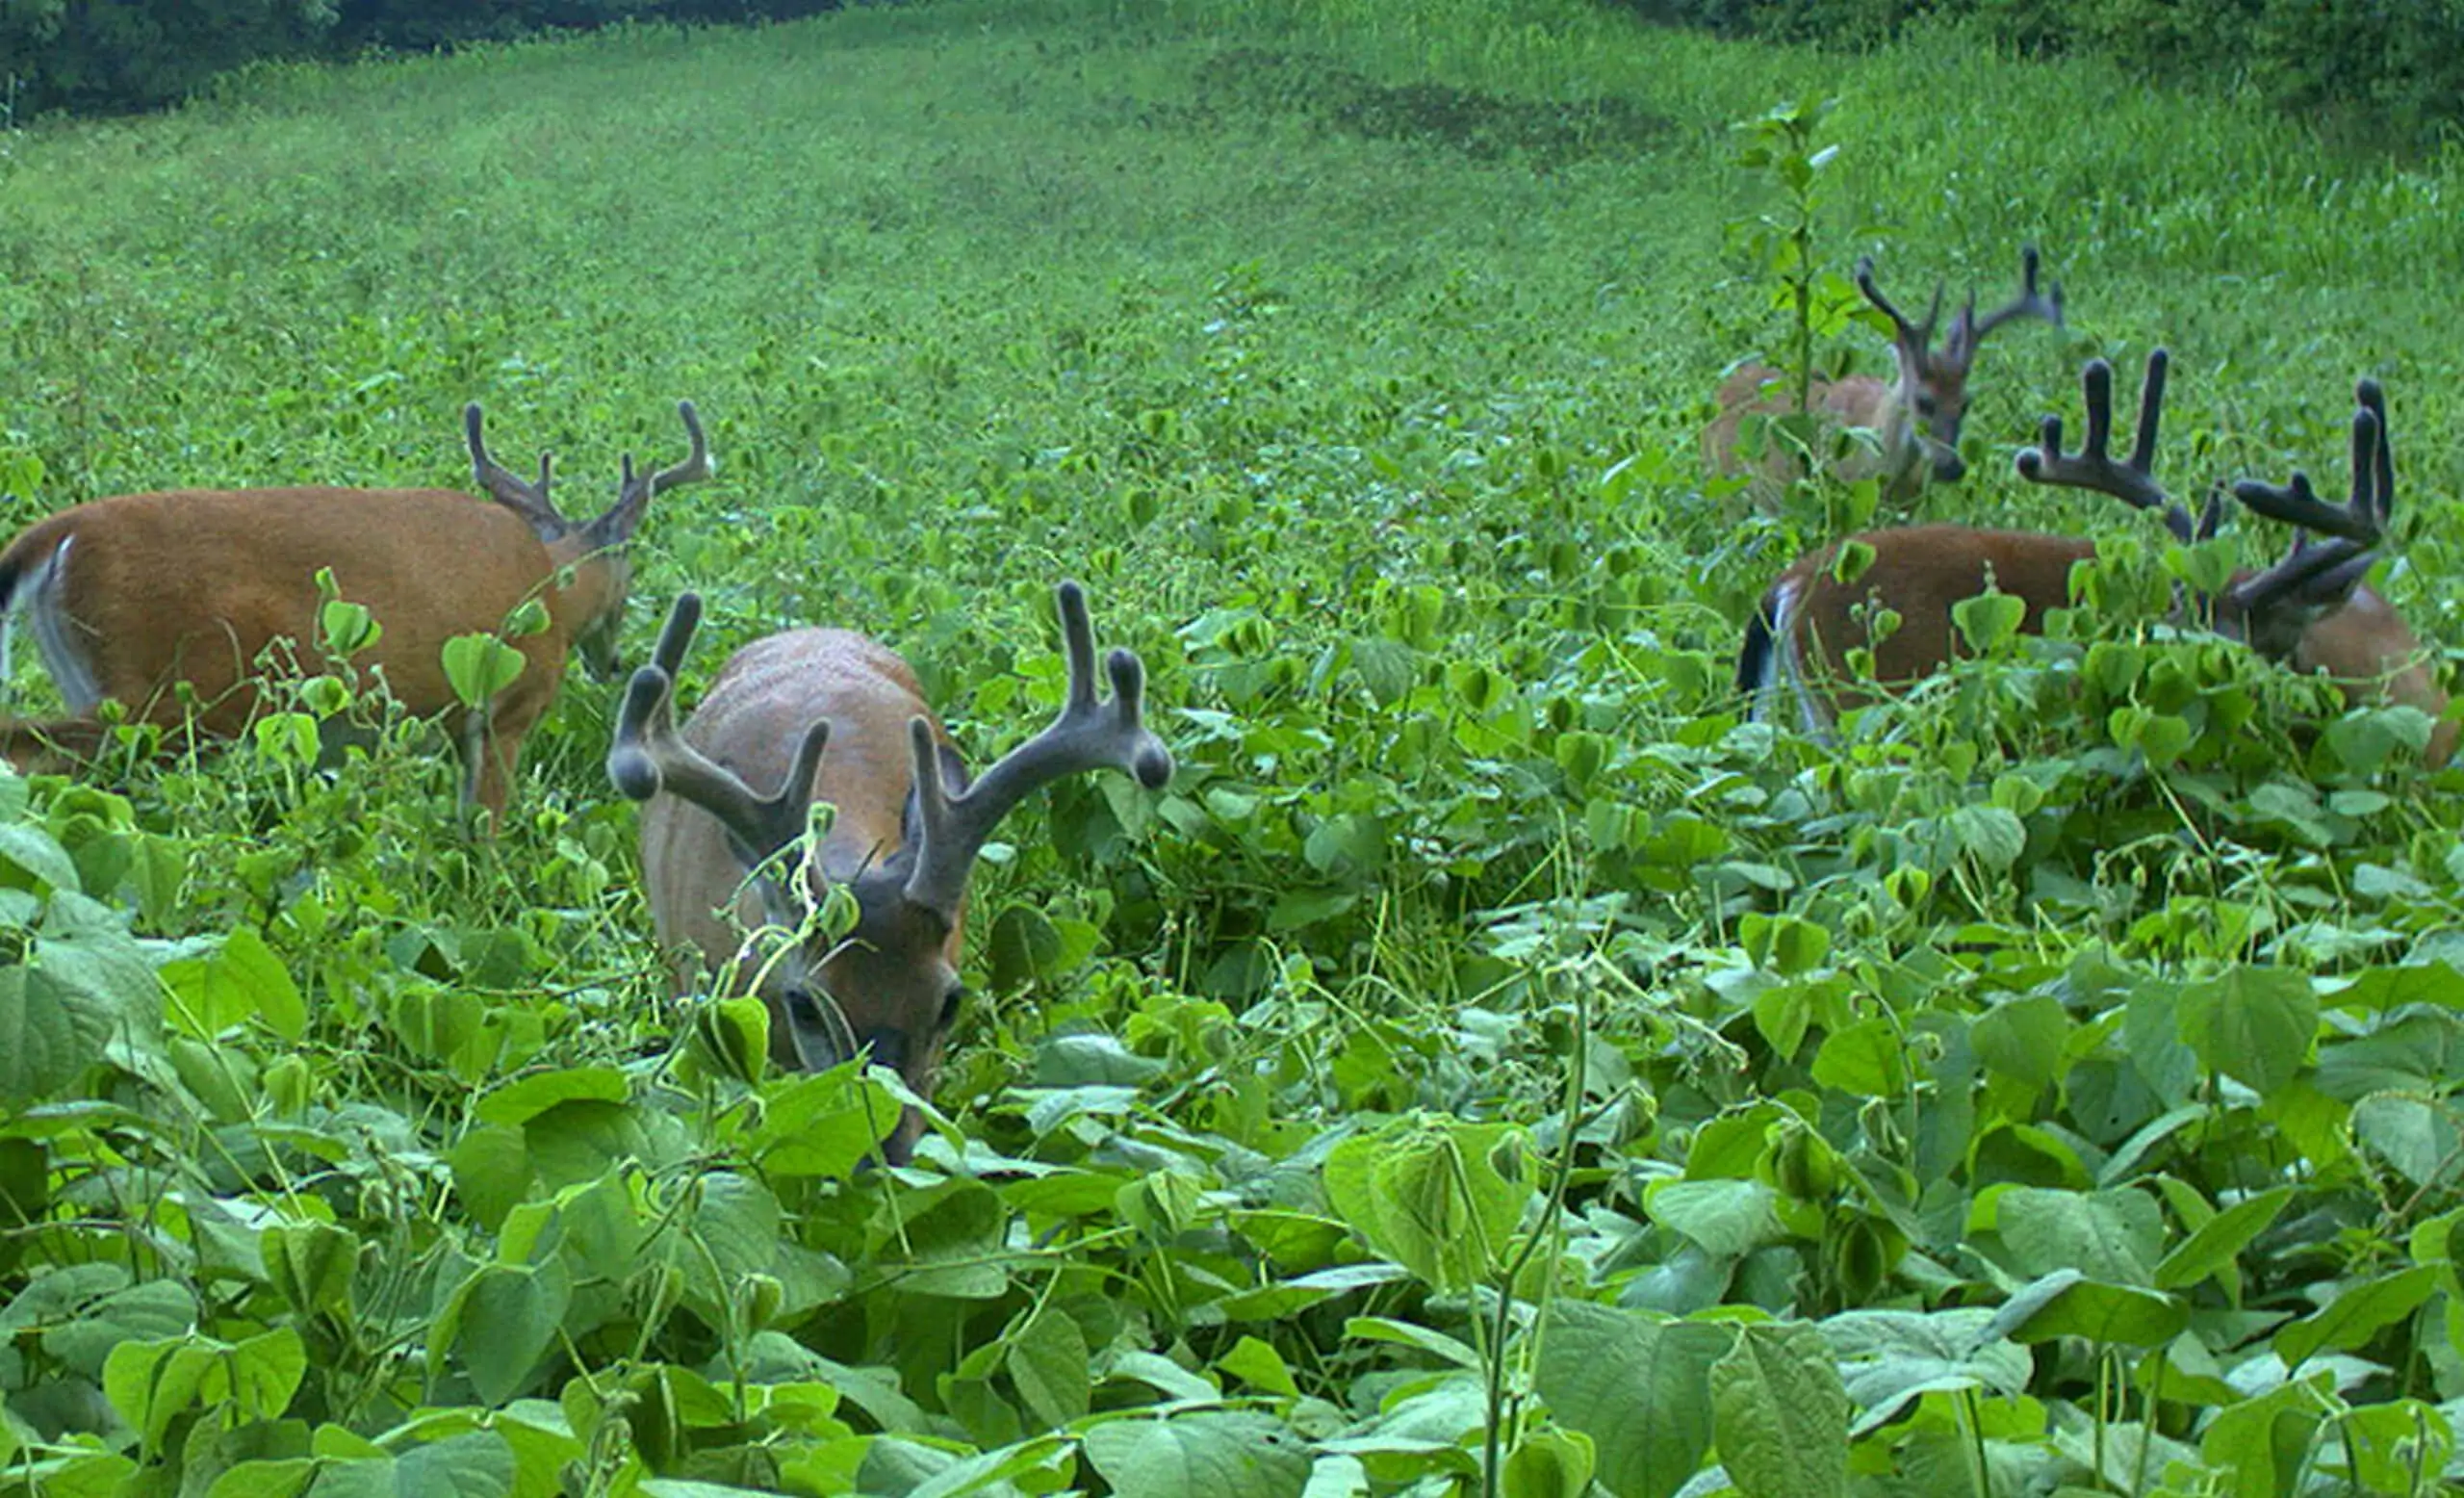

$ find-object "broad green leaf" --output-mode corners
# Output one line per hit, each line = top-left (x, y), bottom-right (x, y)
(204, 1460), (314, 1498)
(1082, 1410), (1309, 1498)
(753, 1068), (904, 1179)
(0, 967), (112, 1104)
(1988, 1273), (2186, 1347)
(1996, 1186), (2164, 1284)
(263, 1219), (358, 1318)
(2351, 1094), (2462, 1188)
(685, 1173), (788, 1290)
(1645, 1177), (1787, 1258)
(1972, 995), (2069, 1090)
(441, 1261), (571, 1407)
(1346, 1316), (1481, 1370)
(1710, 1321), (1850, 1498)
(1738, 913), (1828, 976)
(1952, 589), (2026, 653)
(2316, 1013), (2464, 1100)
(1031, 1032), (1168, 1087)
(990, 904), (1103, 994)
(104, 1328), (304, 1453)
(1810, 1019), (1907, 1098)
(28, 1277), (192, 1378)
(2198, 1381), (2324, 1497)
(1502, 1427), (1595, 1498)
(1943, 805), (2025, 872)
(2176, 967), (2317, 1097)
(160, 925), (306, 1041)
(474, 1066), (629, 1126)
(449, 1123), (532, 1232)
(441, 633), (526, 709)
(888, 1181), (1012, 1300)
(0, 822), (80, 892)
(393, 1431), (516, 1498)
(2272, 1264), (2439, 1372)
(1322, 1119), (1529, 1293)
(1820, 1307), (2033, 1436)
(1007, 1304), (1091, 1430)
(2154, 1187), (2293, 1291)
(1218, 1336), (1298, 1398)
(2336, 1398), (2453, 1494)
(1535, 1302), (1727, 1498)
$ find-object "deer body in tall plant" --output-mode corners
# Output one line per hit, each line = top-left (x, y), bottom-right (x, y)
(0, 401), (711, 812)
(1737, 350), (2451, 762)
(608, 581), (1173, 1166)
(1705, 246), (2065, 507)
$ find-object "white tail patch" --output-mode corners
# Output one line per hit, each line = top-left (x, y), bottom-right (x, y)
(13, 534), (103, 712)
(1759, 576), (1835, 739)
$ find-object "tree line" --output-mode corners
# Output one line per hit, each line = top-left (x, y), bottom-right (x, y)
(1, 0), (844, 120)
(1625, 0), (2464, 152)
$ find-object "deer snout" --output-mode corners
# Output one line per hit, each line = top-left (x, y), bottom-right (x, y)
(856, 1027), (910, 1073)
(1930, 445), (1967, 484)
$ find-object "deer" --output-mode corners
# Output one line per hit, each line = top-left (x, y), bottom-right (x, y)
(606, 581), (1174, 1166)
(1705, 245), (2066, 509)
(0, 400), (711, 814)
(1737, 349), (2451, 764)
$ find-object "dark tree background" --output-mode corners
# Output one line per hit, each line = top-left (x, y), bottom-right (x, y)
(0, 0), (843, 118)
(3, 0), (2458, 149)
(1620, 0), (2464, 151)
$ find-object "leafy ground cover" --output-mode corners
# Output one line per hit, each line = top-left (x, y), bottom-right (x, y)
(4, 0), (2464, 1492)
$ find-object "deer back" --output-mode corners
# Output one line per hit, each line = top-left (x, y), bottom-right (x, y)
(0, 487), (581, 738)
(1743, 525), (2095, 731)
(637, 628), (957, 959)
(1705, 362), (1935, 504)
(636, 626), (969, 1145)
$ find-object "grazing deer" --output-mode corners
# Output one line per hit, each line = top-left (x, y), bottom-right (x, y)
(607, 581), (1173, 1165)
(1705, 246), (2065, 507)
(1738, 350), (2451, 763)
(0, 402), (710, 814)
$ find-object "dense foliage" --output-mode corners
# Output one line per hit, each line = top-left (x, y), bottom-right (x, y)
(3, 0), (2464, 1492)
(0, 0), (844, 117)
(1625, 0), (2464, 151)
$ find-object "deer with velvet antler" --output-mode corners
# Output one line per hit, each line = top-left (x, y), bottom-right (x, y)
(1738, 349), (2451, 763)
(608, 581), (1173, 1165)
(0, 401), (710, 814)
(1706, 246), (2065, 508)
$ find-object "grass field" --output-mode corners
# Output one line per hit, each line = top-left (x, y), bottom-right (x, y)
(5, 0), (2464, 1492)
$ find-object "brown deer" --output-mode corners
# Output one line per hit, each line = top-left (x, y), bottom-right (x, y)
(0, 402), (710, 814)
(1705, 246), (2065, 507)
(1737, 350), (2451, 763)
(607, 581), (1173, 1165)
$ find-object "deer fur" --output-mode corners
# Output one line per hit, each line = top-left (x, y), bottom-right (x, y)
(1706, 246), (2064, 508)
(1739, 353), (2451, 764)
(610, 583), (1172, 1166)
(0, 401), (708, 814)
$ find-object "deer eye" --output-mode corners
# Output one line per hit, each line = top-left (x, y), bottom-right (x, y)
(1914, 394), (1939, 419)
(939, 986), (967, 1029)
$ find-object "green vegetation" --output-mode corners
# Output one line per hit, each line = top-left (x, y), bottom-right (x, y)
(4, 0), (2464, 1492)
(1626, 0), (2464, 153)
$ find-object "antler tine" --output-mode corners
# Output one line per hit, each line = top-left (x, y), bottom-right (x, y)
(607, 593), (832, 865)
(1960, 244), (2066, 348)
(2230, 395), (2390, 547)
(2015, 350), (2196, 540)
(2360, 379), (2393, 531)
(1854, 255), (1940, 350)
(464, 401), (561, 524)
(2221, 379), (2400, 651)
(902, 581), (1174, 920)
(617, 400), (717, 512)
